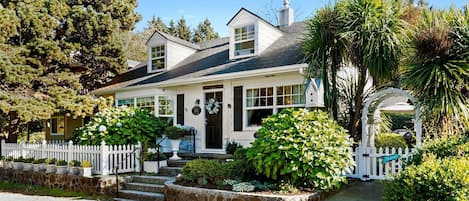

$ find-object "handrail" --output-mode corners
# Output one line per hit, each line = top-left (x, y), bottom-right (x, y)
(156, 136), (167, 170)
(113, 143), (141, 198)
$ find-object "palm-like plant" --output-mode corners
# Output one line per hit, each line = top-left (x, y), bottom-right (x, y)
(402, 8), (469, 135)
(302, 4), (347, 119)
(340, 0), (407, 140)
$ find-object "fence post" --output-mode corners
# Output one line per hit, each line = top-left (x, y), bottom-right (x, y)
(135, 142), (141, 173)
(20, 141), (25, 158)
(101, 141), (109, 176)
(42, 140), (47, 159)
(1, 139), (4, 157)
(68, 141), (73, 162)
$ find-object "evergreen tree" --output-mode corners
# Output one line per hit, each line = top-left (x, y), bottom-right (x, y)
(146, 16), (169, 34)
(168, 20), (177, 36)
(192, 18), (220, 43)
(0, 0), (139, 142)
(175, 17), (192, 41)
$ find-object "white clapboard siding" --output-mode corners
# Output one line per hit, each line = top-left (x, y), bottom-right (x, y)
(0, 140), (140, 175)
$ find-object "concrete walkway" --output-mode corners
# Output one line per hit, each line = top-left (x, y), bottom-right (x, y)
(0, 192), (95, 201)
(325, 180), (384, 201)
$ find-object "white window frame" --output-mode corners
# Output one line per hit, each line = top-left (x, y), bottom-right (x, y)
(149, 45), (166, 72)
(244, 84), (306, 130)
(116, 95), (175, 125)
(233, 24), (256, 58)
(50, 116), (65, 136)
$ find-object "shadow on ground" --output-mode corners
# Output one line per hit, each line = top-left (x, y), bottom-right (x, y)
(325, 180), (383, 201)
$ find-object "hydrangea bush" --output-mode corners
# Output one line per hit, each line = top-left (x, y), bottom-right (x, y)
(73, 107), (166, 145)
(246, 109), (354, 191)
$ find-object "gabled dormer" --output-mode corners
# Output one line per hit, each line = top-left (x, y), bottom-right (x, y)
(227, 8), (283, 60)
(145, 31), (199, 73)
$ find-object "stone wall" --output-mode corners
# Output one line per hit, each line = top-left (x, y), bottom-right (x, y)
(0, 168), (129, 195)
(164, 182), (327, 201)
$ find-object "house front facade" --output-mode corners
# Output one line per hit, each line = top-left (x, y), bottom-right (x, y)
(92, 5), (324, 153)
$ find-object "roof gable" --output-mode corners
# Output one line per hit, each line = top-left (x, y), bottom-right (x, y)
(145, 31), (200, 50)
(227, 8), (278, 29)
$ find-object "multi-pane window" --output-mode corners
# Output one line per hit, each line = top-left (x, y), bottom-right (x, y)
(136, 97), (155, 112)
(234, 24), (255, 56)
(246, 84), (306, 127)
(151, 45), (165, 71)
(158, 96), (174, 125)
(117, 99), (134, 107)
(51, 116), (65, 135)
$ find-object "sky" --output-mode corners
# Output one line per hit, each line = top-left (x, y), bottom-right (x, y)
(135, 0), (469, 37)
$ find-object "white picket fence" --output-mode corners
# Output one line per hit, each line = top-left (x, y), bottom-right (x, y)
(345, 145), (416, 180)
(0, 140), (141, 175)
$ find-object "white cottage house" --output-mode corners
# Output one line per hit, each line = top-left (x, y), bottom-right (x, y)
(92, 4), (323, 153)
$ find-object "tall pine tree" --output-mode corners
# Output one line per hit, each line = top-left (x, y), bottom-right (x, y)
(0, 0), (139, 142)
(175, 17), (192, 41)
(192, 18), (220, 43)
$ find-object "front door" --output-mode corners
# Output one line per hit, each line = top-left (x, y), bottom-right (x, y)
(205, 91), (223, 149)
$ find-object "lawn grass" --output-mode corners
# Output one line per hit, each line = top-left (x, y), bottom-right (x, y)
(0, 180), (112, 200)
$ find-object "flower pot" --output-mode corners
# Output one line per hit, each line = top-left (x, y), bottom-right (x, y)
(23, 163), (33, 171)
(33, 164), (45, 172)
(169, 139), (181, 160)
(6, 161), (14, 169)
(46, 165), (57, 174)
(56, 166), (68, 174)
(69, 167), (80, 175)
(81, 167), (92, 177)
(0, 160), (4, 168)
(143, 160), (167, 173)
(13, 162), (24, 171)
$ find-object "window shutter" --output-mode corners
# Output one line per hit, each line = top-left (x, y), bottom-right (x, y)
(177, 94), (184, 125)
(234, 86), (243, 131)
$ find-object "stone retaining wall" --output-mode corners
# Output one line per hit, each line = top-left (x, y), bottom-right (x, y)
(164, 181), (326, 201)
(0, 168), (128, 195)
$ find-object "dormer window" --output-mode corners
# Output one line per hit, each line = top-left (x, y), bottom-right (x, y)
(151, 45), (165, 71)
(234, 24), (255, 56)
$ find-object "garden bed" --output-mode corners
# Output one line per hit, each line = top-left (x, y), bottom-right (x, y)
(165, 180), (326, 201)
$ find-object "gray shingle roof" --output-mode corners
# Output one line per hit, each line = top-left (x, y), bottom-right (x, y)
(96, 21), (307, 92)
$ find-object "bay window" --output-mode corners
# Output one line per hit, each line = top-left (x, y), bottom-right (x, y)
(136, 97), (155, 112)
(117, 98), (134, 107)
(116, 95), (174, 125)
(246, 84), (305, 127)
(234, 24), (255, 56)
(158, 96), (174, 125)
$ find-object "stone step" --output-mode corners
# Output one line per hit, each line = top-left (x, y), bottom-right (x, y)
(114, 198), (136, 201)
(158, 166), (182, 176)
(125, 182), (165, 194)
(132, 175), (173, 185)
(167, 159), (191, 167)
(118, 190), (164, 201)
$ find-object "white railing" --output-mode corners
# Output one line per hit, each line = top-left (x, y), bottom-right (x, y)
(0, 140), (141, 175)
(345, 144), (416, 180)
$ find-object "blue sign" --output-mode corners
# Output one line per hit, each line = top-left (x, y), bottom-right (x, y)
(381, 153), (400, 164)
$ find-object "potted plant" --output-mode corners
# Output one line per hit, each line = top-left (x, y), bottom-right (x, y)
(23, 157), (34, 171)
(81, 160), (92, 177)
(165, 125), (185, 160)
(69, 160), (81, 175)
(55, 160), (68, 174)
(143, 152), (168, 173)
(45, 158), (57, 173)
(32, 158), (46, 172)
(0, 156), (4, 168)
(13, 157), (24, 170)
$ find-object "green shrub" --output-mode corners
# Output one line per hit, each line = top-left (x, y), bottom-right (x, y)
(24, 157), (34, 163)
(144, 152), (167, 161)
(225, 141), (243, 155)
(226, 148), (258, 181)
(73, 107), (166, 145)
(407, 135), (469, 166)
(56, 160), (67, 166)
(81, 160), (92, 168)
(165, 126), (185, 139)
(375, 133), (408, 149)
(45, 158), (56, 165)
(69, 160), (80, 167)
(246, 109), (354, 191)
(181, 159), (229, 186)
(383, 155), (469, 201)
(5, 156), (13, 161)
(13, 157), (24, 162)
(32, 158), (45, 164)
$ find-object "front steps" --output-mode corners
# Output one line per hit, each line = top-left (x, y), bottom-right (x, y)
(114, 159), (189, 201)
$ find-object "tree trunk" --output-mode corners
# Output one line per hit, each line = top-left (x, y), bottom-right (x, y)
(7, 111), (20, 143)
(350, 67), (367, 141)
(331, 58), (339, 120)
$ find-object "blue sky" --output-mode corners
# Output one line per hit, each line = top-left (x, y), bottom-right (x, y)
(135, 0), (469, 37)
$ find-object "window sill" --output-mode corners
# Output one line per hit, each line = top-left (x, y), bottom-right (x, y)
(50, 133), (64, 136)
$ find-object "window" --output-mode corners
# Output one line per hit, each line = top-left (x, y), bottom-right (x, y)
(136, 97), (155, 112)
(151, 45), (165, 71)
(234, 24), (255, 56)
(246, 84), (305, 127)
(117, 99), (134, 107)
(158, 96), (174, 125)
(51, 116), (64, 135)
